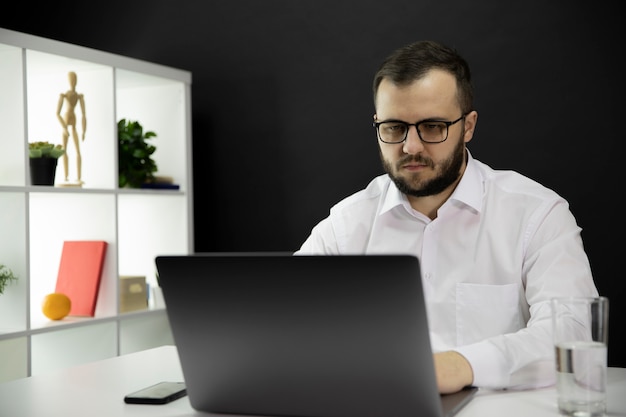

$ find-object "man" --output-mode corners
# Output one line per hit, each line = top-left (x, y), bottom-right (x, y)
(296, 41), (598, 394)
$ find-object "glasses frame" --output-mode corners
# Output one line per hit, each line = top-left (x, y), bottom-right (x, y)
(373, 114), (466, 144)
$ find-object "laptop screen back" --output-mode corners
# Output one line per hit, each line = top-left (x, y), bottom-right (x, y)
(156, 253), (464, 417)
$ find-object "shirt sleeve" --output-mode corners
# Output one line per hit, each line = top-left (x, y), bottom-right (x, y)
(457, 199), (597, 390)
(295, 217), (340, 255)
(455, 324), (556, 389)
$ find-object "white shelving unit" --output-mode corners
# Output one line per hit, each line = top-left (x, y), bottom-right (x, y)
(0, 28), (193, 383)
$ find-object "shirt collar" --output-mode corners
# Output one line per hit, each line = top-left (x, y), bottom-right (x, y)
(380, 149), (483, 215)
(380, 179), (408, 215)
(448, 150), (483, 213)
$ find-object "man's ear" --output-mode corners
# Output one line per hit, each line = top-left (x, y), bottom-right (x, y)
(463, 110), (478, 144)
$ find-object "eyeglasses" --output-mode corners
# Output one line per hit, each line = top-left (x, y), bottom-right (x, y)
(373, 114), (466, 144)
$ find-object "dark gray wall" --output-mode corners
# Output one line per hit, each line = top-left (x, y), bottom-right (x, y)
(3, 1), (623, 366)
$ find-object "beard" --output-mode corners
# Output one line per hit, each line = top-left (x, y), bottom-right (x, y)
(381, 135), (466, 198)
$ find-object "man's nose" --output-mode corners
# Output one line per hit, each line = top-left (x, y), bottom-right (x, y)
(402, 126), (425, 155)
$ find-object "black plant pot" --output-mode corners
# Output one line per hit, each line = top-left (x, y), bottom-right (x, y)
(29, 157), (58, 186)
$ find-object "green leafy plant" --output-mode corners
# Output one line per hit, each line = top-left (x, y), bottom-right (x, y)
(29, 141), (65, 158)
(0, 263), (18, 294)
(118, 119), (158, 188)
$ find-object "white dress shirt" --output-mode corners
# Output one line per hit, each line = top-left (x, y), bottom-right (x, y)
(296, 151), (598, 390)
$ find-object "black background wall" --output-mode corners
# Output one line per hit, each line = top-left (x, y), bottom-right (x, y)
(2, 1), (623, 366)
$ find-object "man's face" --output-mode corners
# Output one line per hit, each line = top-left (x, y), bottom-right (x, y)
(374, 70), (476, 198)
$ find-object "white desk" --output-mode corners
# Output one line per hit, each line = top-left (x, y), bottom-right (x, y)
(1, 345), (624, 417)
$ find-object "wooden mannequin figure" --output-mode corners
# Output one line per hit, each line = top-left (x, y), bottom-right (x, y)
(57, 71), (86, 186)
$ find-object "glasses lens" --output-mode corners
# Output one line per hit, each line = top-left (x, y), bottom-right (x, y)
(417, 121), (448, 143)
(378, 122), (408, 143)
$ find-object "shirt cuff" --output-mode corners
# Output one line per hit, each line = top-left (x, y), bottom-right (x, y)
(455, 341), (509, 389)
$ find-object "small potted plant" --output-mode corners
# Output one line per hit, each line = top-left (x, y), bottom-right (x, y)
(0, 263), (18, 295)
(28, 141), (65, 185)
(118, 119), (158, 188)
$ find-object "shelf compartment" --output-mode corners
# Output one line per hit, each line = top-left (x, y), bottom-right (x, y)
(28, 192), (117, 328)
(31, 321), (117, 376)
(26, 50), (116, 189)
(117, 193), (189, 291)
(0, 337), (28, 383)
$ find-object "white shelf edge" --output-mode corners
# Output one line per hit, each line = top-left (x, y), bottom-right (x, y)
(0, 28), (191, 84)
(0, 308), (169, 341)
(0, 185), (188, 196)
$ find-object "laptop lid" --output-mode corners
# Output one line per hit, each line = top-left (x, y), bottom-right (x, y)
(155, 253), (476, 417)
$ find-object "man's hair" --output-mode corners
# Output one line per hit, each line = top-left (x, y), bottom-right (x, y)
(372, 40), (473, 114)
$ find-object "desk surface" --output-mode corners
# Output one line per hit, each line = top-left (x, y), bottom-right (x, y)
(1, 345), (625, 417)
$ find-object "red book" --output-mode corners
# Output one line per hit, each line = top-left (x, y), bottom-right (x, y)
(55, 240), (108, 317)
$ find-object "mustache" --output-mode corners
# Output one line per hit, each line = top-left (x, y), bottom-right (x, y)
(397, 155), (432, 167)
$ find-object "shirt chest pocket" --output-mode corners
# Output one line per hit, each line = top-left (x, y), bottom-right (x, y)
(455, 283), (523, 346)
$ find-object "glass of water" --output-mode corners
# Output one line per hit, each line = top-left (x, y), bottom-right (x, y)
(551, 296), (609, 417)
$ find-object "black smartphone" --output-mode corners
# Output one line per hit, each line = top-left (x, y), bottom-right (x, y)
(124, 381), (187, 405)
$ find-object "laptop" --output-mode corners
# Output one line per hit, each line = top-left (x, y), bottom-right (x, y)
(155, 253), (477, 417)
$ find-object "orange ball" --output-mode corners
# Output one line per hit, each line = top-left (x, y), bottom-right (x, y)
(42, 293), (72, 320)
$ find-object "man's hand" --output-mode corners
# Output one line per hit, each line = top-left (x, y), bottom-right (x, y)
(433, 351), (474, 394)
